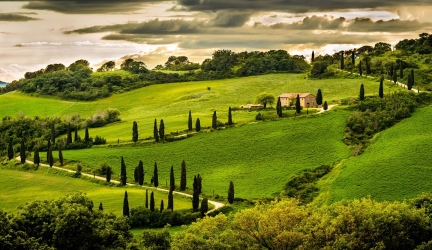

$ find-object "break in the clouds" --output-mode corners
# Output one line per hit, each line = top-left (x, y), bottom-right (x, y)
(0, 13), (39, 22)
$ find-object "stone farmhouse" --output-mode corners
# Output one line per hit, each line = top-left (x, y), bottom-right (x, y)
(278, 93), (317, 108)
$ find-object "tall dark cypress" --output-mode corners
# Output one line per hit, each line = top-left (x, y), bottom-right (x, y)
(212, 111), (217, 129)
(150, 191), (155, 212)
(192, 182), (199, 213)
(170, 166), (175, 192)
(84, 127), (90, 144)
(197, 174), (202, 194)
(132, 121), (138, 142)
(316, 89), (323, 106)
(351, 50), (355, 65)
(167, 190), (173, 211)
(228, 181), (235, 204)
(358, 60), (363, 76)
(50, 123), (55, 144)
(340, 51), (344, 70)
(134, 167), (138, 183)
(7, 141), (14, 160)
(311, 50), (314, 63)
(379, 77), (384, 98)
(228, 107), (233, 125)
(48, 147), (53, 168)
(195, 118), (201, 132)
(20, 140), (26, 164)
(58, 143), (63, 166)
(160, 200), (164, 213)
(137, 160), (144, 186)
(365, 58), (371, 75)
(200, 198), (208, 215)
(411, 69), (415, 87)
(389, 63), (394, 77)
(159, 119), (165, 141)
(359, 84), (365, 101)
(153, 162), (159, 187)
(123, 191), (129, 217)
(74, 126), (79, 142)
(295, 94), (301, 114)
(99, 202), (103, 211)
(34, 147), (40, 166)
(106, 166), (112, 182)
(276, 97), (282, 118)
(188, 110), (192, 131)
(153, 119), (159, 142)
(180, 160), (186, 191)
(145, 189), (149, 209)
(66, 123), (72, 145)
(393, 70), (398, 84)
(46, 140), (51, 163)
(120, 156), (127, 186)
(400, 61), (404, 79)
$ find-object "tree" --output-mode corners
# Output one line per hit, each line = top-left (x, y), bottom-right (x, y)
(160, 200), (164, 213)
(228, 107), (233, 125)
(393, 70), (398, 84)
(159, 119), (165, 141)
(358, 60), (363, 76)
(411, 69), (415, 87)
(374, 42), (392, 55)
(7, 141), (13, 160)
(58, 142), (63, 166)
(50, 123), (55, 144)
(351, 50), (355, 65)
(167, 190), (174, 211)
(295, 94), (301, 114)
(74, 127), (79, 142)
(66, 123), (72, 145)
(323, 101), (328, 111)
(145, 189), (149, 209)
(153, 162), (159, 188)
(196, 118), (201, 132)
(408, 73), (413, 90)
(46, 139), (51, 163)
(34, 147), (40, 166)
(132, 121), (138, 142)
(170, 166), (175, 192)
(379, 77), (384, 98)
(19, 140), (26, 164)
(228, 181), (234, 204)
(99, 202), (103, 211)
(212, 111), (217, 129)
(311, 50), (314, 63)
(400, 61), (404, 78)
(153, 119), (159, 142)
(150, 191), (155, 212)
(359, 84), (365, 101)
(192, 189), (199, 212)
(134, 167), (138, 183)
(200, 198), (209, 215)
(137, 160), (144, 186)
(340, 51), (344, 70)
(365, 58), (371, 75)
(276, 97), (282, 118)
(180, 160), (187, 191)
(197, 174), (202, 194)
(48, 147), (53, 168)
(255, 92), (275, 108)
(84, 127), (90, 144)
(123, 191), (129, 217)
(316, 89), (323, 106)
(188, 110), (193, 131)
(97, 61), (115, 72)
(106, 166), (112, 182)
(120, 156), (127, 186)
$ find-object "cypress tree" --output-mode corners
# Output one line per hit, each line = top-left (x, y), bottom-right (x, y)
(228, 107), (233, 125)
(180, 160), (186, 191)
(389, 63), (394, 77)
(197, 174), (202, 194)
(200, 198), (208, 216)
(159, 119), (165, 141)
(106, 166), (112, 182)
(167, 190), (173, 211)
(48, 147), (53, 168)
(134, 167), (138, 182)
(359, 84), (365, 101)
(340, 51), (344, 70)
(20, 140), (26, 164)
(58, 143), (63, 166)
(7, 141), (14, 160)
(120, 156), (127, 186)
(411, 69), (415, 86)
(379, 77), (384, 98)
(228, 181), (234, 204)
(323, 101), (328, 111)
(50, 123), (55, 144)
(276, 97), (282, 118)
(316, 89), (323, 106)
(195, 118), (201, 132)
(160, 200), (164, 213)
(132, 121), (138, 142)
(123, 191), (129, 217)
(46, 140), (51, 163)
(170, 166), (175, 192)
(295, 94), (301, 114)
(150, 191), (155, 212)
(358, 60), (363, 76)
(34, 147), (40, 166)
(407, 73), (412, 90)
(351, 50), (355, 65)
(311, 50), (314, 63)
(153, 162), (159, 188)
(192, 190), (199, 212)
(84, 127), (90, 144)
(145, 189), (149, 208)
(74, 126), (79, 142)
(393, 70), (398, 84)
(153, 119), (159, 142)
(99, 202), (103, 211)
(365, 58), (371, 75)
(188, 110), (192, 131)
(212, 111), (217, 129)
(400, 61), (404, 79)
(66, 123), (72, 145)
(137, 160), (144, 186)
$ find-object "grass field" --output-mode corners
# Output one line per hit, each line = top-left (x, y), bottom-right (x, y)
(319, 105), (432, 203)
(0, 73), (397, 143)
(0, 167), (192, 216)
(62, 110), (352, 198)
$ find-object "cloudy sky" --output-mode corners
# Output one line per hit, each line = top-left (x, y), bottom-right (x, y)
(1, 0), (432, 82)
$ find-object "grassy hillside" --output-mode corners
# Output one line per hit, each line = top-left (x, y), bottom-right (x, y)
(0, 167), (192, 216)
(62, 110), (352, 198)
(0, 73), (396, 143)
(321, 105), (432, 203)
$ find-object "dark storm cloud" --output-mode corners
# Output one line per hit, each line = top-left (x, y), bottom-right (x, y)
(212, 12), (251, 27)
(0, 13), (40, 22)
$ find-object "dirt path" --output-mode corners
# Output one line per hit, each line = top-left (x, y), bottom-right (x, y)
(316, 104), (338, 114)
(15, 157), (225, 214)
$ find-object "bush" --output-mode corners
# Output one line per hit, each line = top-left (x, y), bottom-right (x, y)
(129, 206), (201, 228)
(93, 135), (106, 145)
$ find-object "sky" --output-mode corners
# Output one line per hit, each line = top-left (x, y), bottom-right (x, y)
(1, 1), (432, 82)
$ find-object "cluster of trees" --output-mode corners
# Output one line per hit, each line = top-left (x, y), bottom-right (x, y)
(154, 56), (200, 71)
(396, 33), (432, 55)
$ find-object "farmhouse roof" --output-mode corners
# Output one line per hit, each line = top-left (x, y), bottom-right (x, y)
(279, 93), (315, 98)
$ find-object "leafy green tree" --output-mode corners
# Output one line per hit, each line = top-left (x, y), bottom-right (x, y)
(34, 147), (40, 166)
(228, 181), (235, 204)
(358, 60), (363, 76)
(48, 147), (53, 167)
(276, 97), (282, 118)
(145, 189), (149, 208)
(255, 92), (275, 108)
(170, 166), (175, 192)
(212, 111), (217, 129)
(150, 191), (155, 212)
(180, 160), (186, 191)
(97, 61), (115, 72)
(66, 123), (72, 145)
(359, 84), (365, 101)
(50, 123), (55, 144)
(123, 191), (129, 217)
(120, 156), (127, 186)
(188, 110), (193, 131)
(142, 226), (172, 250)
(7, 141), (13, 160)
(316, 89), (323, 106)
(167, 190), (174, 211)
(20, 140), (26, 164)
(201, 198), (209, 216)
(340, 51), (344, 70)
(196, 118), (201, 132)
(160, 200), (164, 213)
(132, 121), (138, 142)
(295, 94), (301, 114)
(159, 119), (165, 141)
(99, 202), (103, 211)
(379, 77), (384, 98)
(153, 162), (159, 187)
(154, 119), (159, 142)
(323, 101), (328, 111)
(138, 160), (144, 186)
(374, 42), (392, 55)
(106, 166), (112, 182)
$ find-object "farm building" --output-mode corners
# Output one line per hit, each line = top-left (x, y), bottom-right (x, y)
(279, 93), (317, 108)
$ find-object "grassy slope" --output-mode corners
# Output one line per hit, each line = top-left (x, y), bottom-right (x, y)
(323, 105), (432, 203)
(62, 110), (351, 198)
(0, 73), (393, 143)
(0, 168), (191, 216)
